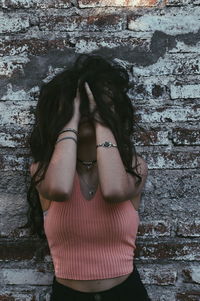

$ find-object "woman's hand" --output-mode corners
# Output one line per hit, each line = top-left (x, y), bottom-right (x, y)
(84, 81), (104, 125)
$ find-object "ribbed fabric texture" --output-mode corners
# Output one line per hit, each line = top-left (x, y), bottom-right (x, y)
(44, 170), (140, 280)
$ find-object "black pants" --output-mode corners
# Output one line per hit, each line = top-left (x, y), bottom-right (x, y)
(50, 266), (151, 301)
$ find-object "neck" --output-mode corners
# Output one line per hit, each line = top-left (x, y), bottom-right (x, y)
(76, 138), (97, 173)
(77, 138), (97, 162)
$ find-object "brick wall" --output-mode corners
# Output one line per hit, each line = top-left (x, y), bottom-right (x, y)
(0, 0), (200, 300)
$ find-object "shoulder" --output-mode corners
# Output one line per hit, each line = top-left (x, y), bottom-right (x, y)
(29, 162), (51, 210)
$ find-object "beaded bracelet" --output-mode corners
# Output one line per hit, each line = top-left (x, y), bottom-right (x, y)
(56, 136), (77, 144)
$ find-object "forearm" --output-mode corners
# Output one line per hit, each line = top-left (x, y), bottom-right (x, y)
(36, 118), (78, 201)
(95, 122), (129, 200)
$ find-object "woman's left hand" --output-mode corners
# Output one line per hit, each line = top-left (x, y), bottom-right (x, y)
(84, 82), (104, 124)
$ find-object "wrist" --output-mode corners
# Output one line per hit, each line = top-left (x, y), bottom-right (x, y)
(95, 121), (107, 129)
(62, 119), (79, 131)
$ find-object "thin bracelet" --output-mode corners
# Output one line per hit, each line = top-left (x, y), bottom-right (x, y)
(56, 136), (77, 144)
(96, 141), (118, 148)
(59, 128), (78, 136)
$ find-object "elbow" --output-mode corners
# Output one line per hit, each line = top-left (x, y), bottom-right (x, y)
(103, 190), (125, 203)
(50, 192), (70, 202)
(42, 188), (70, 202)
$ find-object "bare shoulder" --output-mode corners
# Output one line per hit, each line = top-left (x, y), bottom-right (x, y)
(29, 162), (51, 212)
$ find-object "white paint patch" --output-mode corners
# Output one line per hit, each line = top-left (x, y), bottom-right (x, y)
(1, 83), (39, 101)
(128, 8), (200, 34)
(138, 106), (200, 123)
(0, 56), (30, 77)
(191, 267), (200, 283)
(133, 53), (200, 77)
(75, 40), (99, 53)
(0, 132), (26, 148)
(170, 84), (200, 99)
(0, 11), (29, 33)
(169, 40), (200, 54)
(0, 101), (36, 127)
(1, 269), (52, 285)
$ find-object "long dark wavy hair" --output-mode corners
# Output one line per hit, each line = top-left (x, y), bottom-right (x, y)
(25, 53), (151, 239)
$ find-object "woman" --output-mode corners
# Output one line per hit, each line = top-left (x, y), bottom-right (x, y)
(27, 54), (151, 300)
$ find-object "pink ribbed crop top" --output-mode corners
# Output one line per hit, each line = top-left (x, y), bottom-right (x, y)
(43, 170), (140, 280)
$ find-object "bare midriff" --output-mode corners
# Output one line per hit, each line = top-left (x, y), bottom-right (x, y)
(56, 272), (132, 293)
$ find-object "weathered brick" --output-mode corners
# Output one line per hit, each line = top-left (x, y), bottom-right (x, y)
(0, 12), (30, 34)
(0, 171), (27, 193)
(170, 84), (200, 99)
(132, 53), (200, 77)
(128, 7), (200, 34)
(0, 101), (35, 126)
(73, 33), (151, 54)
(182, 266), (200, 284)
(0, 0), (71, 8)
(1, 84), (39, 101)
(79, 0), (162, 7)
(0, 56), (30, 78)
(0, 240), (49, 261)
(143, 169), (200, 221)
(0, 153), (29, 171)
(176, 221), (200, 238)
(0, 37), (74, 56)
(0, 268), (52, 285)
(137, 105), (200, 123)
(168, 40), (200, 54)
(170, 127), (200, 145)
(166, 0), (200, 6)
(143, 169), (199, 201)
(135, 241), (200, 260)
(39, 14), (124, 32)
(129, 82), (169, 101)
(145, 287), (176, 301)
(144, 150), (199, 169)
(0, 293), (36, 301)
(138, 266), (177, 285)
(132, 125), (170, 146)
(176, 291), (200, 301)
(0, 192), (29, 237)
(0, 128), (30, 148)
(138, 221), (171, 237)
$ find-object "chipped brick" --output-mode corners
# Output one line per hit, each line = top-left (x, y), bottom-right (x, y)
(39, 14), (124, 32)
(135, 241), (200, 260)
(176, 291), (200, 301)
(176, 221), (200, 237)
(138, 221), (171, 237)
(182, 266), (200, 284)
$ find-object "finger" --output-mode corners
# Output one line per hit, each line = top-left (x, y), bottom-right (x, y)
(84, 82), (95, 101)
(75, 80), (81, 98)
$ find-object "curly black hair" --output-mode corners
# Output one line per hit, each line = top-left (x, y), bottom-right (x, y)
(24, 53), (151, 239)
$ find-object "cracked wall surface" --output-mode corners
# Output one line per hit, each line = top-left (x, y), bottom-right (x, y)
(0, 0), (200, 300)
